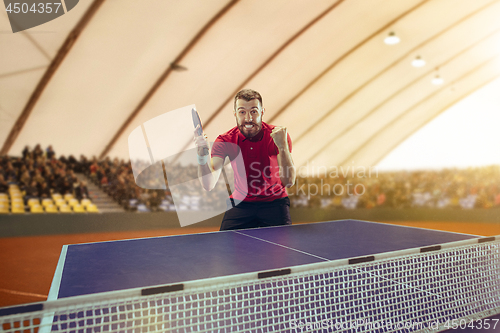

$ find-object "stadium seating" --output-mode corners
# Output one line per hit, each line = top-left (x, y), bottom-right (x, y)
(73, 204), (85, 213)
(59, 205), (72, 213)
(68, 198), (79, 207)
(0, 202), (8, 213)
(45, 204), (58, 213)
(86, 204), (99, 213)
(42, 198), (53, 207)
(27, 198), (40, 207)
(55, 198), (66, 207)
(11, 205), (25, 214)
(81, 198), (91, 208)
(30, 204), (44, 213)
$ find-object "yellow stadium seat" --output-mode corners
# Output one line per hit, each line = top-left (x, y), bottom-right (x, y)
(73, 204), (85, 213)
(10, 198), (24, 208)
(45, 205), (58, 213)
(81, 198), (91, 207)
(10, 192), (22, 199)
(8, 184), (19, 191)
(52, 193), (62, 201)
(68, 198), (79, 207)
(55, 198), (66, 207)
(30, 204), (44, 213)
(28, 198), (40, 207)
(0, 202), (8, 213)
(42, 198), (54, 207)
(59, 205), (72, 213)
(11, 206), (25, 214)
(86, 204), (99, 213)
(0, 197), (8, 204)
(64, 193), (74, 201)
(0, 193), (8, 199)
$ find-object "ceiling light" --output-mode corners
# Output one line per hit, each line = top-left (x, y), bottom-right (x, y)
(170, 63), (188, 71)
(384, 32), (400, 45)
(432, 75), (444, 85)
(412, 56), (426, 67)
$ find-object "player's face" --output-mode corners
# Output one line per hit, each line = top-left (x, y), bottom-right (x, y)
(234, 98), (264, 138)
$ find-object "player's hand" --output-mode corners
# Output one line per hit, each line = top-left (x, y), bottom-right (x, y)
(270, 126), (288, 150)
(193, 125), (209, 156)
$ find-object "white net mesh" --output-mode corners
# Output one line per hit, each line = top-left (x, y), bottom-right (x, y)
(1, 239), (499, 333)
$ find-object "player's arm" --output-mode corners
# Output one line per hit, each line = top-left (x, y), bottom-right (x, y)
(198, 156), (224, 191)
(271, 127), (296, 188)
(194, 127), (223, 191)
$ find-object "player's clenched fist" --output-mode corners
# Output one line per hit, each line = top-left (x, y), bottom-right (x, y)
(270, 126), (288, 150)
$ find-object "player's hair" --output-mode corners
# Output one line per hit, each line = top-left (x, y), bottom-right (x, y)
(234, 89), (263, 110)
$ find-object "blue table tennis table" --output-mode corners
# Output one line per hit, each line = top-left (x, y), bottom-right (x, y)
(49, 220), (476, 298)
(44, 220), (499, 332)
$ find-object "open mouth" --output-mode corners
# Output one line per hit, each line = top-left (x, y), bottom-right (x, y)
(244, 124), (254, 129)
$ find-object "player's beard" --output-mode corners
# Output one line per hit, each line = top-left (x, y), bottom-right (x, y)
(237, 120), (262, 138)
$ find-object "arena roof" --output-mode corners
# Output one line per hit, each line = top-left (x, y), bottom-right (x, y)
(1, 0), (500, 174)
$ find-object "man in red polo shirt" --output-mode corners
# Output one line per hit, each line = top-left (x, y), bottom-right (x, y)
(194, 89), (296, 230)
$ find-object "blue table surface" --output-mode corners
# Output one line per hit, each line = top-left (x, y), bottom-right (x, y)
(55, 220), (478, 299)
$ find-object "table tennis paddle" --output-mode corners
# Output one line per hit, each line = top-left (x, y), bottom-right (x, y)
(192, 108), (209, 156)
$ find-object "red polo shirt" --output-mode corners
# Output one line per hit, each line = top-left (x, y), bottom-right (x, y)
(211, 122), (292, 202)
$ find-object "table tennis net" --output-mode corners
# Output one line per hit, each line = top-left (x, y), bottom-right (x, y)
(1, 237), (499, 333)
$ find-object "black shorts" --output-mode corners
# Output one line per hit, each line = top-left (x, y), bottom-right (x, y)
(220, 197), (292, 231)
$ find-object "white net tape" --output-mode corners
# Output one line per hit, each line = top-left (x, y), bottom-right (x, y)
(1, 239), (499, 333)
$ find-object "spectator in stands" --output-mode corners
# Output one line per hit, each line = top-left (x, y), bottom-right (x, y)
(0, 174), (8, 193)
(74, 180), (89, 201)
(46, 173), (57, 190)
(33, 169), (45, 185)
(67, 169), (78, 186)
(56, 170), (72, 194)
(89, 160), (98, 183)
(59, 155), (68, 166)
(46, 145), (55, 159)
(147, 190), (162, 212)
(139, 189), (150, 206)
(22, 145), (30, 160)
(3, 161), (17, 182)
(33, 144), (44, 159)
(20, 170), (31, 187)
(76, 154), (88, 173)
(113, 173), (128, 204)
(100, 173), (109, 187)
(67, 155), (78, 170)
(38, 181), (51, 199)
(24, 180), (39, 203)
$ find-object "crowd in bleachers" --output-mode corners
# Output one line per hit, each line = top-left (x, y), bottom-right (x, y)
(287, 166), (500, 210)
(81, 156), (500, 211)
(82, 156), (169, 212)
(2, 144), (500, 213)
(0, 145), (98, 214)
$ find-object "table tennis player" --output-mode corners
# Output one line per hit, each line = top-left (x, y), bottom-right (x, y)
(194, 89), (296, 230)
